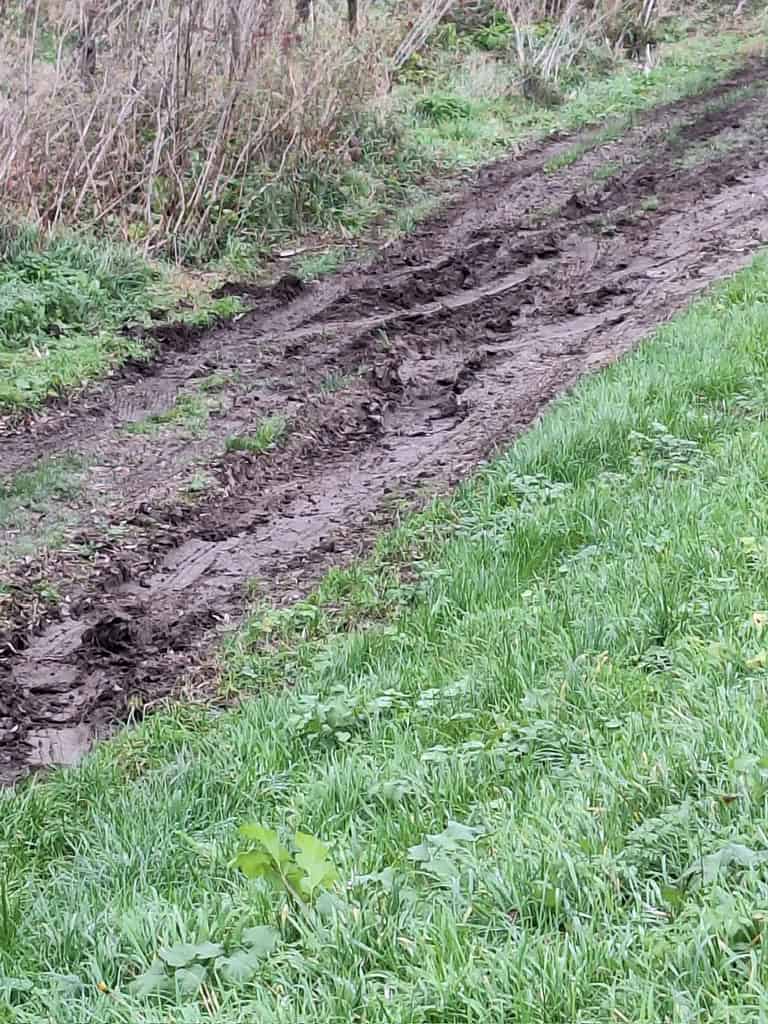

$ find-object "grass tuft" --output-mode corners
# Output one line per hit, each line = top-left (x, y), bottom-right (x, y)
(0, 229), (160, 410)
(225, 415), (289, 455)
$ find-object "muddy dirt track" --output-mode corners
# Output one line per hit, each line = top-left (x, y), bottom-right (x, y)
(2, 59), (768, 784)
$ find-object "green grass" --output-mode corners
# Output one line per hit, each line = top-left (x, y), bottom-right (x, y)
(5, 253), (768, 1020)
(388, 194), (443, 238)
(294, 248), (352, 282)
(398, 28), (755, 175)
(415, 92), (473, 123)
(225, 415), (288, 454)
(544, 123), (626, 172)
(197, 370), (240, 393)
(592, 159), (622, 180)
(543, 42), (764, 176)
(124, 363), (244, 436)
(640, 194), (661, 212)
(182, 471), (216, 496)
(0, 27), (757, 408)
(0, 455), (84, 518)
(169, 294), (244, 328)
(0, 456), (86, 535)
(320, 372), (354, 395)
(212, 26), (757, 274)
(0, 224), (244, 414)
(0, 226), (161, 412)
(125, 393), (217, 438)
(0, 454), (88, 568)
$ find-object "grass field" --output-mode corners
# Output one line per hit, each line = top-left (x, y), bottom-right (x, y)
(4, 246), (768, 1019)
(0, 227), (242, 414)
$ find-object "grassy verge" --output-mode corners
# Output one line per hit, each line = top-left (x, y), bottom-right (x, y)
(0, 227), (162, 412)
(238, 26), (762, 277)
(0, 225), (243, 415)
(396, 28), (757, 167)
(4, 250), (768, 1019)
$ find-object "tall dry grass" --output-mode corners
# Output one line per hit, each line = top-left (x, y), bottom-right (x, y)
(490, 0), (666, 103)
(0, 0), (417, 258)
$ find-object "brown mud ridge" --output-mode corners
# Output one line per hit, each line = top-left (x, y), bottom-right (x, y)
(2, 60), (768, 784)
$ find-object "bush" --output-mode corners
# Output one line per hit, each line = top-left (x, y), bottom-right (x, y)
(472, 10), (516, 50)
(0, 0), (403, 259)
(415, 91), (473, 122)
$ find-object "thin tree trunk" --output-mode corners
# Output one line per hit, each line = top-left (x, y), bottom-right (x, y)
(79, 3), (97, 87)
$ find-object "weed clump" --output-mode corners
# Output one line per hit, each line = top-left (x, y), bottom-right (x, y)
(415, 92), (473, 122)
(226, 415), (288, 455)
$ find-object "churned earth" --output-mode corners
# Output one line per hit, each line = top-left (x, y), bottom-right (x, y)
(2, 57), (768, 784)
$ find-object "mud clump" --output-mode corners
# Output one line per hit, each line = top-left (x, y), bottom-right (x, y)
(82, 614), (147, 655)
(213, 273), (306, 304)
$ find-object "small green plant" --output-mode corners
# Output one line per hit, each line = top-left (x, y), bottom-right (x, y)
(434, 20), (461, 51)
(197, 370), (238, 393)
(640, 194), (660, 212)
(407, 820), (486, 880)
(628, 421), (702, 474)
(175, 295), (242, 327)
(472, 11), (514, 52)
(288, 686), (409, 746)
(295, 248), (349, 281)
(126, 393), (214, 436)
(225, 414), (288, 455)
(31, 580), (61, 605)
(520, 67), (563, 109)
(390, 193), (441, 238)
(320, 372), (352, 395)
(234, 825), (339, 905)
(127, 928), (280, 998)
(183, 471), (214, 496)
(415, 92), (472, 124)
(397, 50), (438, 87)
(593, 159), (621, 180)
(545, 141), (591, 173)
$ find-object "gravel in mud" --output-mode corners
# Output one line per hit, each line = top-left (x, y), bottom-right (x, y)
(2, 60), (768, 785)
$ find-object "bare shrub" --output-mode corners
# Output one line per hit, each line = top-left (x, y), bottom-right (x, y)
(0, 0), (675, 258)
(0, 0), (417, 258)
(493, 0), (664, 102)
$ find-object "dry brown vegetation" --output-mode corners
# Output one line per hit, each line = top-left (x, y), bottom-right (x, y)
(0, 0), (694, 260)
(0, 0), (410, 258)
